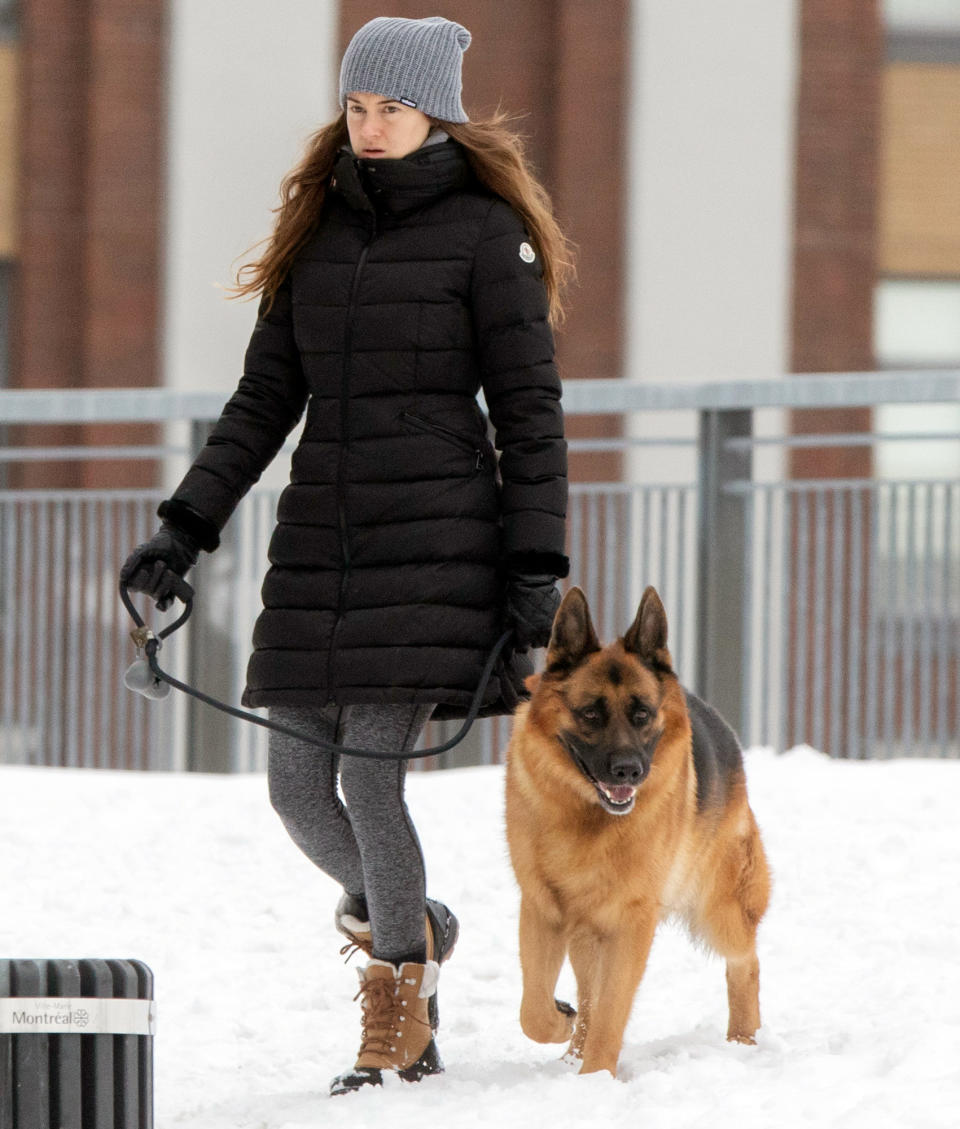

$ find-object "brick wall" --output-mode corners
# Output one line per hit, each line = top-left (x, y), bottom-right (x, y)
(790, 0), (882, 479)
(14, 0), (165, 487)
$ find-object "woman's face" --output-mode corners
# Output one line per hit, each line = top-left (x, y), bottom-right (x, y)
(346, 92), (432, 159)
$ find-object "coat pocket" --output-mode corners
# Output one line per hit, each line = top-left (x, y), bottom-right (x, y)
(400, 409), (487, 471)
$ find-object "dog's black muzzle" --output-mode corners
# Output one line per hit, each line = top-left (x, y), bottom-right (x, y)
(559, 733), (659, 816)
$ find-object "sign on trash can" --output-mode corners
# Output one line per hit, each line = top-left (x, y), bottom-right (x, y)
(0, 959), (155, 1129)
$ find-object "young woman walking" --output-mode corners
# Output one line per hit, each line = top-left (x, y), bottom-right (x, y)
(121, 15), (572, 1094)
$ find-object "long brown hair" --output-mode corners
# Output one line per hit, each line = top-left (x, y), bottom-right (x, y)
(231, 112), (575, 326)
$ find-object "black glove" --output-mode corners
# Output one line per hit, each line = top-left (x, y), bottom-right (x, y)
(505, 573), (562, 651)
(120, 522), (200, 612)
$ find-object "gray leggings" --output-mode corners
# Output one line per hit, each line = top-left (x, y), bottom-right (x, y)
(267, 702), (434, 965)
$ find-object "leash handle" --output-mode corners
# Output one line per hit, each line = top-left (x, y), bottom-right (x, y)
(119, 582), (193, 642)
(119, 581), (515, 761)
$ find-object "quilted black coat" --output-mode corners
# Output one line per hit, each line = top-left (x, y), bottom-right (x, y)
(161, 140), (567, 717)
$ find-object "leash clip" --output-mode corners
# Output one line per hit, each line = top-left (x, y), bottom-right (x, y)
(130, 625), (160, 657)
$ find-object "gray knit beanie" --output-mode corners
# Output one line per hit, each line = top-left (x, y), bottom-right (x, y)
(339, 16), (472, 123)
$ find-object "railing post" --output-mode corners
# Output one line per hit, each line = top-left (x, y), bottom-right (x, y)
(696, 408), (752, 735)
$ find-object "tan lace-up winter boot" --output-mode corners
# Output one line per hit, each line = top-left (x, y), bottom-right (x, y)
(329, 959), (443, 1095)
(334, 893), (459, 1030)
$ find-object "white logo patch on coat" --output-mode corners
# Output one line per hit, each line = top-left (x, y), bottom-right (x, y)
(519, 242), (536, 263)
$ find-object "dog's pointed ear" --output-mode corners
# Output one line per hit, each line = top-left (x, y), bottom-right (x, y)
(624, 587), (673, 673)
(546, 587), (600, 676)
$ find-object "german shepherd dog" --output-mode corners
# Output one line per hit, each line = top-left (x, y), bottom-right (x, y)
(505, 586), (771, 1076)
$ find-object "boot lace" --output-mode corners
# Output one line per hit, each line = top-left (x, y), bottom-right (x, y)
(354, 973), (432, 1059)
(355, 976), (401, 1057)
(339, 941), (365, 964)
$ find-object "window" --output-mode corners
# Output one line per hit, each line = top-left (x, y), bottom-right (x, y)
(885, 0), (960, 61)
(0, 2), (17, 42)
(874, 280), (960, 481)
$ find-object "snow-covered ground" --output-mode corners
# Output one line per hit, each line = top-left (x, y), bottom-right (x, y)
(2, 749), (958, 1128)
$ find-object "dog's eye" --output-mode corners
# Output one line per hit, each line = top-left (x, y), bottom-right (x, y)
(632, 707), (652, 727)
(578, 707), (601, 725)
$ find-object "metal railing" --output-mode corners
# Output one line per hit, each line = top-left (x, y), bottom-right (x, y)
(2, 371), (958, 769)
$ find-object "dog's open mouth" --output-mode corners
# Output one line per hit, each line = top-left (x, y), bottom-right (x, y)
(593, 780), (638, 815)
(569, 749), (641, 815)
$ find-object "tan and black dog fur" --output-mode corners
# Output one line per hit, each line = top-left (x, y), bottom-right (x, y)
(505, 585), (771, 1076)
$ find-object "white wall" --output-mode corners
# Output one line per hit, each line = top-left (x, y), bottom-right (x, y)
(163, 0), (339, 402)
(626, 0), (799, 389)
(624, 0), (799, 491)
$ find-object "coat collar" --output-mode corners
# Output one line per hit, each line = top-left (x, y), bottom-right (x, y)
(330, 139), (472, 218)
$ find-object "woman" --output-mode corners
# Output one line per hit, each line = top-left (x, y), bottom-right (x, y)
(121, 15), (571, 1094)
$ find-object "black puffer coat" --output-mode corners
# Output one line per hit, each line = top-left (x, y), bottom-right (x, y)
(161, 140), (567, 717)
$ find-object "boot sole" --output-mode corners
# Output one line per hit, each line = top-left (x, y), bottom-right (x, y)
(329, 1040), (444, 1096)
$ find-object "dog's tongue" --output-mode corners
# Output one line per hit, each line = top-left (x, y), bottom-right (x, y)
(603, 784), (636, 805)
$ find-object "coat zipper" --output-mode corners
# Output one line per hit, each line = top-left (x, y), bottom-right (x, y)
(327, 215), (377, 700)
(400, 409), (486, 470)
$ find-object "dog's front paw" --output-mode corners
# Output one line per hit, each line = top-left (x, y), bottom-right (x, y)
(521, 998), (576, 1043)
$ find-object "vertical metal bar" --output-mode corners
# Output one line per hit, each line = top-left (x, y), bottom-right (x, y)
(902, 484), (917, 755)
(864, 485), (882, 760)
(624, 485), (637, 643)
(810, 489), (828, 754)
(740, 485), (755, 746)
(640, 487), (652, 595)
(882, 486), (898, 758)
(760, 486), (774, 748)
(116, 500), (131, 765)
(793, 491), (810, 751)
(847, 487), (865, 759)
(585, 492), (599, 614)
(83, 498), (99, 767)
(603, 492), (616, 639)
(35, 502), (51, 765)
(17, 502), (34, 761)
(1, 500), (17, 761)
(657, 485), (669, 602)
(938, 484), (953, 755)
(49, 501), (67, 768)
(696, 408), (752, 733)
(65, 499), (81, 768)
(0, 501), (11, 758)
(100, 500), (116, 769)
(919, 483), (934, 752)
(674, 487), (687, 682)
(777, 488), (792, 753)
(829, 489), (846, 757)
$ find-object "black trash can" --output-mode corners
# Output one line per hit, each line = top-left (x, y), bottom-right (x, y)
(0, 958), (155, 1129)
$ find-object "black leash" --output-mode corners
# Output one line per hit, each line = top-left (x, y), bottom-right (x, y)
(119, 582), (514, 762)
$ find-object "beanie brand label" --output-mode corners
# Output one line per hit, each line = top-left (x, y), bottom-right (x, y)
(399, 97), (418, 108)
(0, 997), (157, 1035)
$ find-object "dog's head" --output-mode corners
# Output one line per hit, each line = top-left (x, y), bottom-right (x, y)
(526, 585), (680, 817)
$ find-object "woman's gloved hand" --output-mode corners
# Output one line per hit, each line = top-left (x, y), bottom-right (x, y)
(120, 522), (199, 612)
(504, 573), (562, 651)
